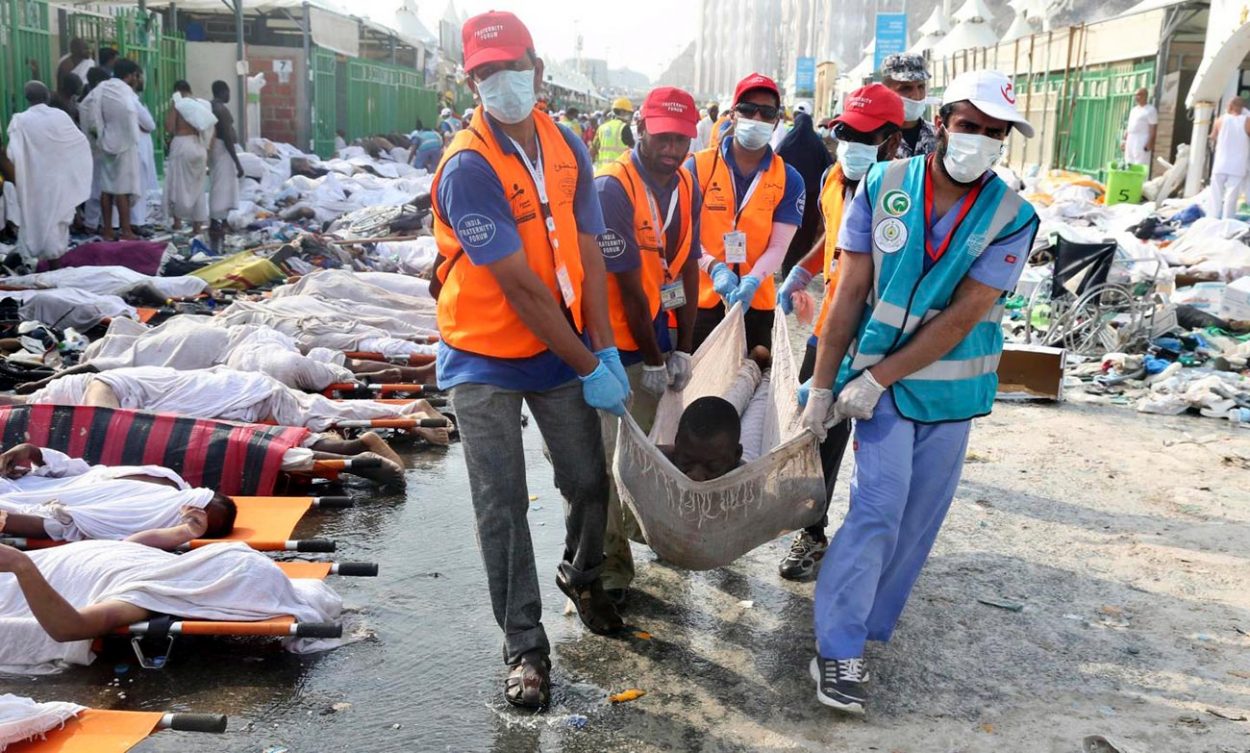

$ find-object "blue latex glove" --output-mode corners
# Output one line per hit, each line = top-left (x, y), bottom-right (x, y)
(579, 362), (628, 416)
(777, 266), (813, 315)
(728, 275), (762, 307)
(797, 378), (811, 407)
(594, 347), (631, 396)
(710, 262), (739, 300)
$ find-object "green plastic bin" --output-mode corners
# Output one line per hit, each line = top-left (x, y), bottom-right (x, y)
(1105, 162), (1147, 206)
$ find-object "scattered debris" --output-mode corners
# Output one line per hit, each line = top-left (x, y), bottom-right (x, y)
(977, 597), (1024, 612)
(608, 689), (646, 704)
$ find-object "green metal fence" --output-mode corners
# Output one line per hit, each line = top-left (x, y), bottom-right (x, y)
(312, 47), (338, 158)
(2, 0), (54, 128)
(345, 58), (439, 142)
(1058, 60), (1155, 179)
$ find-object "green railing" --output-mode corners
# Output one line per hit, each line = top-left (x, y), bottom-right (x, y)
(312, 47), (338, 158)
(344, 57), (438, 142)
(2, 0), (54, 128)
(1058, 60), (1155, 179)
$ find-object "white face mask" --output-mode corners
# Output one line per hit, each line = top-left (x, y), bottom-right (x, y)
(941, 130), (1005, 184)
(475, 69), (536, 125)
(901, 96), (926, 122)
(836, 141), (879, 181)
(734, 117), (775, 150)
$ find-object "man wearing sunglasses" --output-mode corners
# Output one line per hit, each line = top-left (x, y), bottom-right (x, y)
(775, 83), (904, 583)
(799, 70), (1039, 714)
(428, 10), (630, 710)
(685, 73), (806, 353)
(594, 86), (702, 604)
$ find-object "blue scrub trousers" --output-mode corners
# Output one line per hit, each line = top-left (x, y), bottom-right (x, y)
(814, 391), (972, 660)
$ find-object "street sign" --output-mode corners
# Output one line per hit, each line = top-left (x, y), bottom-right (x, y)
(795, 56), (816, 97)
(874, 13), (908, 72)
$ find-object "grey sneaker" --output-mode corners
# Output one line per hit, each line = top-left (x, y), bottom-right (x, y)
(779, 530), (828, 581)
(809, 655), (868, 714)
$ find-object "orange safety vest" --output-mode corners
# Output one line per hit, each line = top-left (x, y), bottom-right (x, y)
(431, 106), (585, 359)
(709, 114), (732, 149)
(692, 145), (788, 310)
(803, 163), (851, 332)
(598, 152), (695, 352)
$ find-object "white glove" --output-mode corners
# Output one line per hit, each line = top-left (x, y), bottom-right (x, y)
(640, 363), (670, 397)
(666, 350), (693, 392)
(836, 370), (886, 420)
(800, 387), (836, 441)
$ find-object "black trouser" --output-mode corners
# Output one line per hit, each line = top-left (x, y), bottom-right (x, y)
(799, 342), (853, 536)
(692, 303), (775, 354)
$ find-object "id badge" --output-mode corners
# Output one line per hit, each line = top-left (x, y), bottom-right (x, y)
(660, 280), (687, 310)
(555, 264), (576, 307)
(723, 231), (747, 264)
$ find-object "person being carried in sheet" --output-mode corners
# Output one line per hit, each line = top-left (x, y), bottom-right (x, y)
(0, 443), (237, 550)
(6, 365), (452, 445)
(658, 397), (745, 482)
(0, 539), (342, 674)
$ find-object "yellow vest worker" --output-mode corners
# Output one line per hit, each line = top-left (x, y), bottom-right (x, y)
(683, 72), (806, 353)
(430, 9), (628, 711)
(593, 86), (702, 595)
(593, 97), (635, 168)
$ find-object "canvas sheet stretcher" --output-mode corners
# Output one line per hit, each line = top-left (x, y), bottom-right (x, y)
(7, 708), (225, 753)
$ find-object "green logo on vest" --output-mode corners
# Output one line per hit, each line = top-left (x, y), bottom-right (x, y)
(883, 190), (911, 217)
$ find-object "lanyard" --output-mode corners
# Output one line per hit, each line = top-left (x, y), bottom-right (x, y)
(642, 182), (680, 275)
(923, 156), (986, 264)
(507, 134), (562, 252)
(731, 171), (764, 229)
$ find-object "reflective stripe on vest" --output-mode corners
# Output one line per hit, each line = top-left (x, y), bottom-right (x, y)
(692, 144), (788, 310)
(837, 156), (1037, 423)
(595, 119), (629, 168)
(431, 105), (586, 359)
(599, 152), (694, 352)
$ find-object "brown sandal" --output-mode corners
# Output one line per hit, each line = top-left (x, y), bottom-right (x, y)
(555, 573), (624, 635)
(504, 651), (550, 709)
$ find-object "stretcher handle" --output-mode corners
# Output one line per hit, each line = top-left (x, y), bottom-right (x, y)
(312, 496), (354, 508)
(373, 383), (441, 395)
(348, 456), (382, 470)
(162, 713), (228, 733)
(294, 539), (336, 553)
(335, 562), (379, 577)
(295, 622), (343, 638)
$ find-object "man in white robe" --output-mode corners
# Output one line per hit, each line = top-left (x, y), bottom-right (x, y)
(4, 82), (92, 261)
(89, 60), (144, 240)
(163, 81), (214, 235)
(208, 80), (245, 252)
(130, 94), (159, 229)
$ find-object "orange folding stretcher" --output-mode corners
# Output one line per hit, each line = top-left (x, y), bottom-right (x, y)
(1, 496), (355, 554)
(343, 347), (437, 367)
(115, 560), (377, 669)
(7, 708), (226, 753)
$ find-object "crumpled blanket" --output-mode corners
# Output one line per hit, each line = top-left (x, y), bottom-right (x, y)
(0, 695), (84, 750)
(0, 540), (342, 674)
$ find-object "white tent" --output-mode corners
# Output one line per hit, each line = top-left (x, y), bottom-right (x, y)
(908, 5), (951, 54)
(933, 0), (1000, 57)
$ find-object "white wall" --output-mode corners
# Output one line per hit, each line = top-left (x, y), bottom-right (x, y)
(185, 42), (236, 101)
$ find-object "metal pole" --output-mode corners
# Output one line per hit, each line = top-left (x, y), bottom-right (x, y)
(234, 0), (247, 143)
(302, 1), (312, 153)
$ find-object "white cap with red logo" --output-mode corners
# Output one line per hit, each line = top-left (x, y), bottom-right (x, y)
(941, 70), (1034, 138)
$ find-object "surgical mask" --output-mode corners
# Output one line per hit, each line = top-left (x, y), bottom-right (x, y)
(941, 130), (1005, 184)
(475, 69), (536, 125)
(734, 117), (774, 150)
(901, 96), (927, 122)
(836, 141), (879, 181)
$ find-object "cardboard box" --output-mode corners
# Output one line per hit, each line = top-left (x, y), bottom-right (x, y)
(1221, 277), (1250, 322)
(996, 344), (1067, 402)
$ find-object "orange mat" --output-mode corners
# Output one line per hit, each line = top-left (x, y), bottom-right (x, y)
(188, 496), (313, 550)
(7, 709), (164, 753)
(276, 561), (333, 579)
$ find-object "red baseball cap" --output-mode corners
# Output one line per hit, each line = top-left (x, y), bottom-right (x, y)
(832, 83), (904, 133)
(640, 87), (699, 138)
(732, 73), (780, 107)
(461, 11), (534, 74)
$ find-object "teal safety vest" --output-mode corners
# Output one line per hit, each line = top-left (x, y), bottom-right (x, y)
(595, 119), (629, 168)
(836, 156), (1038, 423)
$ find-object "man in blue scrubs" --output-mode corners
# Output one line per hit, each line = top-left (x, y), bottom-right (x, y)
(800, 70), (1040, 713)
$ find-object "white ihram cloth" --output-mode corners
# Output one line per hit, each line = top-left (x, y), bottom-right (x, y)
(131, 102), (158, 226)
(3, 266), (208, 300)
(32, 365), (429, 432)
(4, 105), (92, 261)
(0, 540), (342, 674)
(271, 269), (437, 325)
(1124, 104), (1158, 166)
(82, 316), (352, 389)
(209, 139), (240, 221)
(0, 695), (85, 750)
(164, 135), (209, 222)
(2, 288), (136, 331)
(89, 80), (143, 197)
(0, 447), (187, 494)
(0, 475), (213, 542)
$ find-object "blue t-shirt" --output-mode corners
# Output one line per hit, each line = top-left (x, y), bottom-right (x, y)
(596, 149), (704, 365)
(684, 136), (806, 227)
(409, 129), (442, 153)
(838, 172), (1032, 292)
(435, 113), (607, 392)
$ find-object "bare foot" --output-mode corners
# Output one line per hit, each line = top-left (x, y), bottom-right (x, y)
(411, 427), (451, 445)
(348, 452), (404, 486)
(357, 431), (405, 468)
